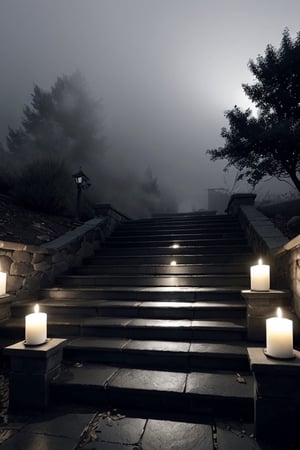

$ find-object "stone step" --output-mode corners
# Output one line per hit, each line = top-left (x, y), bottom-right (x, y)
(118, 224), (240, 232)
(105, 237), (248, 248)
(0, 316), (247, 341)
(113, 225), (245, 239)
(40, 286), (245, 301)
(95, 245), (252, 256)
(73, 263), (249, 275)
(118, 224), (243, 234)
(122, 215), (238, 226)
(12, 299), (246, 320)
(84, 253), (254, 265)
(111, 230), (245, 243)
(51, 364), (253, 418)
(56, 274), (249, 288)
(78, 317), (246, 341)
(63, 337), (250, 371)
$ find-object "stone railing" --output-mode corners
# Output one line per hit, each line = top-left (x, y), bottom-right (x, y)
(227, 194), (300, 441)
(0, 204), (128, 319)
(227, 193), (300, 338)
(227, 193), (289, 287)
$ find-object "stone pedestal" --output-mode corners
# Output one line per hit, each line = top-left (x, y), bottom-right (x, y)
(226, 193), (256, 216)
(248, 347), (300, 443)
(241, 289), (291, 341)
(4, 338), (66, 410)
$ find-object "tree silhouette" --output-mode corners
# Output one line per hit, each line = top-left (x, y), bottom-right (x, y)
(7, 71), (104, 166)
(207, 29), (300, 192)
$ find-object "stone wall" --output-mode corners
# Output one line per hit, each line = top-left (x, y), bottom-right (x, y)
(227, 194), (289, 288)
(0, 205), (128, 304)
(227, 194), (300, 320)
(277, 236), (300, 318)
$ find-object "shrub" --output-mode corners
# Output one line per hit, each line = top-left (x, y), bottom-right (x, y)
(12, 158), (74, 214)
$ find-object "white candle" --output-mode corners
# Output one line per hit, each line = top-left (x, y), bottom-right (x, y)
(266, 308), (293, 358)
(25, 304), (47, 345)
(0, 271), (6, 296)
(250, 258), (270, 291)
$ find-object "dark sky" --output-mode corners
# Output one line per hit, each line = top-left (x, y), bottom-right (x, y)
(1, 0), (300, 211)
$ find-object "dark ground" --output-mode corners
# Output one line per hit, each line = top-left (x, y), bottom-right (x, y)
(0, 195), (82, 246)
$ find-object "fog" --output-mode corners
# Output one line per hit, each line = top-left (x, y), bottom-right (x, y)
(1, 0), (300, 215)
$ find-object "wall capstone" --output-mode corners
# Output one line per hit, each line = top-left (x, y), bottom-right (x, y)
(0, 205), (128, 319)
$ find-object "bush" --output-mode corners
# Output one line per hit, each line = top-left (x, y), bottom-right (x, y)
(0, 150), (18, 194)
(12, 158), (74, 214)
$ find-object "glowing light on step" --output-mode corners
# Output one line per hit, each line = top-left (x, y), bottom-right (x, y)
(172, 244), (180, 249)
(170, 260), (177, 266)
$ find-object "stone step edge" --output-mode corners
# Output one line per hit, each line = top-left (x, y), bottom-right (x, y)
(41, 286), (247, 293)
(51, 365), (254, 406)
(2, 316), (246, 328)
(65, 338), (248, 358)
(12, 300), (246, 309)
(58, 274), (249, 279)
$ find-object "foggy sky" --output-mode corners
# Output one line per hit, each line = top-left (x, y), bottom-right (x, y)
(1, 0), (300, 212)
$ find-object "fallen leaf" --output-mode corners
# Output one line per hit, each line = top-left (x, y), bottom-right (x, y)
(236, 373), (247, 384)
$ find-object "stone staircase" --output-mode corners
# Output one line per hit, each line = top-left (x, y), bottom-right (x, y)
(3, 213), (256, 418)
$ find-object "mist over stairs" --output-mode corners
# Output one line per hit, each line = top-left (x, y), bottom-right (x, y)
(4, 211), (256, 418)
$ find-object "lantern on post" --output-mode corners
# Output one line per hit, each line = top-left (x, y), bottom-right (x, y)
(72, 168), (91, 219)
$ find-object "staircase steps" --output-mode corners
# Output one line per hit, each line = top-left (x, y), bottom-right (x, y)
(1, 315), (247, 341)
(12, 299), (246, 319)
(85, 253), (254, 265)
(94, 245), (252, 256)
(56, 274), (249, 288)
(63, 337), (250, 371)
(120, 216), (240, 226)
(1, 212), (255, 418)
(105, 237), (248, 248)
(72, 263), (249, 275)
(51, 364), (253, 418)
(39, 286), (246, 301)
(112, 229), (245, 238)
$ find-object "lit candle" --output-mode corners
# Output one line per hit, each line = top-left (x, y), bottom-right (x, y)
(0, 269), (6, 296)
(250, 258), (270, 291)
(266, 308), (293, 358)
(25, 304), (47, 345)
(170, 260), (177, 266)
(172, 244), (180, 249)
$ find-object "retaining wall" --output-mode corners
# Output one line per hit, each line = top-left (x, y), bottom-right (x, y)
(0, 205), (128, 308)
(227, 194), (300, 319)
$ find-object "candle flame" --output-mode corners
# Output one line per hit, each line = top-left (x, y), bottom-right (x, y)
(172, 244), (179, 249)
(34, 304), (39, 314)
(258, 258), (262, 265)
(170, 260), (177, 266)
(277, 307), (282, 318)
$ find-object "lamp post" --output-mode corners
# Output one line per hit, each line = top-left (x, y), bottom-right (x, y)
(72, 168), (91, 219)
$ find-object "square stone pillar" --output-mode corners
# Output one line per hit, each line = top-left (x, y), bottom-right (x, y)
(4, 338), (66, 410)
(241, 289), (291, 341)
(226, 193), (256, 216)
(248, 347), (300, 443)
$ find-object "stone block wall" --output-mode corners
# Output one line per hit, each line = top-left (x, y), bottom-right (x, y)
(227, 195), (289, 288)
(0, 206), (128, 303)
(227, 194), (300, 320)
(277, 236), (300, 318)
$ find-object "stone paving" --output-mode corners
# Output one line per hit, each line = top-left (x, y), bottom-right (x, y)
(0, 405), (268, 449)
